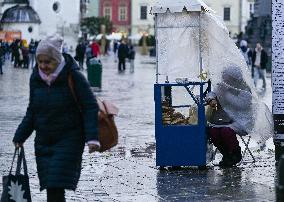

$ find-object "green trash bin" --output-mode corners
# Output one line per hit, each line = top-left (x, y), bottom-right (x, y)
(87, 58), (102, 89)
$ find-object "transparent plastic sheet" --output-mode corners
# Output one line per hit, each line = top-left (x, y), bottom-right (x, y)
(156, 12), (200, 82)
(200, 12), (273, 146)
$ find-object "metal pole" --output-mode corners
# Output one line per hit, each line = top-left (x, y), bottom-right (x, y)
(155, 14), (159, 84)
(199, 12), (202, 79)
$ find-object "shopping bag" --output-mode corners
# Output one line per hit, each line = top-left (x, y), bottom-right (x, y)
(1, 147), (32, 202)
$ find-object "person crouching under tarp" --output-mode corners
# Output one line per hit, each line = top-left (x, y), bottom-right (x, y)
(205, 66), (254, 167)
(206, 92), (242, 167)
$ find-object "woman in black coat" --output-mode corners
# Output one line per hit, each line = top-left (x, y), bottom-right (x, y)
(13, 35), (101, 202)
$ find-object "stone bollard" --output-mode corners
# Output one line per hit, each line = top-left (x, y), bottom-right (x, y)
(276, 154), (284, 201)
(275, 140), (284, 163)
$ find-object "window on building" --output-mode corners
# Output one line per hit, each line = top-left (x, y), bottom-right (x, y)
(104, 6), (112, 20)
(28, 26), (33, 33)
(140, 6), (147, 20)
(249, 3), (255, 14)
(119, 6), (127, 21)
(223, 7), (231, 21)
(52, 2), (61, 13)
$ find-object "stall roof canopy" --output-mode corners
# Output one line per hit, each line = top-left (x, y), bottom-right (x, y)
(151, 0), (211, 14)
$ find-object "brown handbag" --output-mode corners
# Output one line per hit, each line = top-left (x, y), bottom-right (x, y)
(67, 72), (118, 152)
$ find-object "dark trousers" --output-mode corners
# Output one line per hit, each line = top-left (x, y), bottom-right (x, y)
(79, 58), (84, 70)
(23, 56), (29, 69)
(118, 57), (126, 71)
(14, 55), (20, 67)
(209, 127), (239, 154)
(47, 188), (66, 202)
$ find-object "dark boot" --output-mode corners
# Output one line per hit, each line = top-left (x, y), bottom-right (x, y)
(219, 156), (235, 168)
(47, 188), (66, 202)
(217, 146), (230, 167)
(231, 146), (242, 165)
(219, 147), (242, 168)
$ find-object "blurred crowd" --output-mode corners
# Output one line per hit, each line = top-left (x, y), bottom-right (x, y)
(73, 37), (136, 73)
(0, 36), (137, 75)
(0, 39), (40, 74)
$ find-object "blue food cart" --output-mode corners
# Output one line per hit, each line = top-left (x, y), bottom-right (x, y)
(151, 0), (211, 167)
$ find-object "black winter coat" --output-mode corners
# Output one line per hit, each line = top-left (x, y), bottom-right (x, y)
(13, 54), (99, 191)
(117, 43), (129, 59)
(75, 43), (86, 60)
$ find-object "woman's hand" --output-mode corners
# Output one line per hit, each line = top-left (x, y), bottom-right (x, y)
(88, 143), (101, 153)
(14, 142), (23, 148)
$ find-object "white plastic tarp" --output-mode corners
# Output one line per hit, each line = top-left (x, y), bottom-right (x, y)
(156, 12), (200, 82)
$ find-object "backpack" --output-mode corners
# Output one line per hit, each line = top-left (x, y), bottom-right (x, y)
(67, 72), (118, 152)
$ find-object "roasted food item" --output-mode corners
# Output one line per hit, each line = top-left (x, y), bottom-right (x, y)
(162, 100), (196, 125)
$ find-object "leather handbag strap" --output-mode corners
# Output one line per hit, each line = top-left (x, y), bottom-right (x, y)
(67, 72), (81, 111)
(67, 71), (103, 113)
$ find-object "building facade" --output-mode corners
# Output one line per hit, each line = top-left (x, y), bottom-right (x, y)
(86, 0), (99, 17)
(0, 0), (81, 48)
(241, 0), (255, 32)
(131, 0), (155, 37)
(255, 0), (271, 17)
(99, 0), (131, 34)
(204, 0), (254, 37)
(245, 0), (271, 63)
(130, 0), (254, 38)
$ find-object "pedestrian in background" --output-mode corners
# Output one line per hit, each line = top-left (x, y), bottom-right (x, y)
(10, 39), (17, 63)
(17, 41), (24, 68)
(0, 43), (4, 75)
(117, 39), (129, 72)
(75, 40), (86, 70)
(114, 40), (120, 63)
(29, 39), (36, 68)
(13, 40), (21, 68)
(128, 45), (136, 73)
(85, 43), (94, 65)
(3, 41), (10, 61)
(239, 40), (252, 76)
(252, 42), (268, 89)
(21, 40), (29, 69)
(113, 40), (118, 55)
(13, 35), (101, 202)
(62, 42), (69, 54)
(91, 39), (100, 58)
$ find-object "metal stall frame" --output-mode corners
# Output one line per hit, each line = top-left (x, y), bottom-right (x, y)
(154, 81), (211, 167)
(152, 2), (212, 167)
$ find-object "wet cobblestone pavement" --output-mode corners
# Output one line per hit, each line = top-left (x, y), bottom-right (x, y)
(0, 54), (276, 201)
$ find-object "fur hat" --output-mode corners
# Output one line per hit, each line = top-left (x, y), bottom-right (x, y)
(36, 35), (63, 63)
